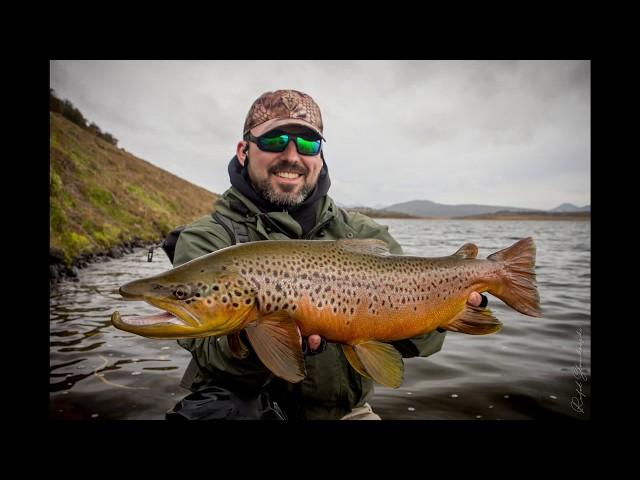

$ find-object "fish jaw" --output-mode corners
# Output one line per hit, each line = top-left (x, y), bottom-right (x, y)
(112, 280), (258, 339)
(110, 310), (200, 339)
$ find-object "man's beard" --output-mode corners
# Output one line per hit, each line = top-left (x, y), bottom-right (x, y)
(250, 160), (316, 208)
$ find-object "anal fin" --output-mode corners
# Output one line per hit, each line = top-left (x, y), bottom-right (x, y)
(442, 304), (503, 335)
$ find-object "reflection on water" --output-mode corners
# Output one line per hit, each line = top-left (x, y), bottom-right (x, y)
(50, 220), (590, 420)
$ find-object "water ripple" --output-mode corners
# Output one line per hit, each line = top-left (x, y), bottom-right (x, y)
(50, 221), (590, 420)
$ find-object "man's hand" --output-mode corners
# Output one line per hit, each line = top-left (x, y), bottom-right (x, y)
(468, 291), (484, 307)
(306, 335), (323, 351)
(297, 326), (325, 354)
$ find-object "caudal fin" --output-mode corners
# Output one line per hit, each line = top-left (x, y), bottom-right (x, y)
(487, 237), (542, 317)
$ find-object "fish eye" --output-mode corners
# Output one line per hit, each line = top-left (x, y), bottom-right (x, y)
(174, 284), (192, 300)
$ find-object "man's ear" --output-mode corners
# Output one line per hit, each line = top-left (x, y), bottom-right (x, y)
(236, 141), (249, 166)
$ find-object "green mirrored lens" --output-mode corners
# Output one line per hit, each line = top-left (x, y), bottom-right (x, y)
(296, 137), (321, 155)
(256, 133), (321, 155)
(258, 135), (288, 151)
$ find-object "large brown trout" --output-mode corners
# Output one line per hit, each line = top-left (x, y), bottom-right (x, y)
(111, 238), (541, 388)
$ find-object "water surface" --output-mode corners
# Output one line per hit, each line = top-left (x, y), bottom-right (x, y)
(49, 219), (590, 420)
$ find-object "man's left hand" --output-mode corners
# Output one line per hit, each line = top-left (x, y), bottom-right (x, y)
(468, 291), (485, 307)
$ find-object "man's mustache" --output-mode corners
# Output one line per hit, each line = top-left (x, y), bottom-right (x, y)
(268, 161), (308, 176)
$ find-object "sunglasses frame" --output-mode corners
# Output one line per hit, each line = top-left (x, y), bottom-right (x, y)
(244, 131), (323, 156)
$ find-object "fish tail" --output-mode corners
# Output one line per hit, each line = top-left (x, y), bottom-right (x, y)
(487, 237), (542, 317)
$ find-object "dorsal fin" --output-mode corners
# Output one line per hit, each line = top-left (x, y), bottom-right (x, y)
(452, 243), (478, 259)
(337, 239), (390, 255)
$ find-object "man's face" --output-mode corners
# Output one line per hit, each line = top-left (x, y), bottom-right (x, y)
(237, 125), (324, 208)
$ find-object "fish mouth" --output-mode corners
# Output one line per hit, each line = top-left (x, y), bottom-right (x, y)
(111, 310), (189, 328)
(114, 285), (202, 330)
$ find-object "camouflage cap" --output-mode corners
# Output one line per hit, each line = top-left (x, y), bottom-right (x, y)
(243, 89), (324, 139)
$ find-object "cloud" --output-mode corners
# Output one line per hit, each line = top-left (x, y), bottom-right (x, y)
(50, 60), (590, 210)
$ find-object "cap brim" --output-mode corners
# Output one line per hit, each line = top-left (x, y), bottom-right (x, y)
(249, 118), (325, 140)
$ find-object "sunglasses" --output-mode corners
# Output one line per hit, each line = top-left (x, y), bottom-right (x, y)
(244, 131), (323, 156)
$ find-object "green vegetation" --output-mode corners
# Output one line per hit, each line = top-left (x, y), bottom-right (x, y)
(50, 89), (119, 146)
(50, 109), (219, 265)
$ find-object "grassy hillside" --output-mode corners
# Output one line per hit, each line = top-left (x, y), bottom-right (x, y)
(50, 112), (219, 264)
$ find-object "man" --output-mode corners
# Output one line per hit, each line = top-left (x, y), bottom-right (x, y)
(169, 89), (485, 420)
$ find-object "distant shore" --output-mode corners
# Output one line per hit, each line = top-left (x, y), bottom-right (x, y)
(455, 211), (590, 221)
(346, 208), (590, 221)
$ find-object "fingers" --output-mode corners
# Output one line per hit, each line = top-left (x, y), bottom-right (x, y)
(307, 335), (322, 351)
(468, 291), (482, 306)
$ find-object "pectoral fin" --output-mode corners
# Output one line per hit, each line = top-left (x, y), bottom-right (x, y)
(442, 304), (503, 335)
(352, 341), (404, 388)
(244, 311), (306, 383)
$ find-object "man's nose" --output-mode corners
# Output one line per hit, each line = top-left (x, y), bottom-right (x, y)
(280, 138), (300, 161)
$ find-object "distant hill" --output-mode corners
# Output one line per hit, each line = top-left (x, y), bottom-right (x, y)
(550, 203), (591, 213)
(50, 111), (219, 265)
(459, 210), (590, 221)
(383, 199), (539, 218)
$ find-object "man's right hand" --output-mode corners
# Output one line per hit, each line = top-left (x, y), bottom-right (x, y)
(297, 327), (326, 355)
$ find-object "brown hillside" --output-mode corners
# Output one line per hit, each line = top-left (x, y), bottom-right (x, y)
(50, 112), (219, 264)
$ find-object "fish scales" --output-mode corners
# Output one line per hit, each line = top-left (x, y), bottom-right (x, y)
(112, 238), (540, 388)
(226, 241), (500, 343)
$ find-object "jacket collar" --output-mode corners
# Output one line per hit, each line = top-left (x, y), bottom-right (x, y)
(224, 155), (332, 236)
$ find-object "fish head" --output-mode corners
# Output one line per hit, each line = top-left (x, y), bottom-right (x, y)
(111, 254), (257, 339)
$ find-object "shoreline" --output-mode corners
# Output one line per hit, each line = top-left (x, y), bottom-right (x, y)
(49, 237), (164, 285)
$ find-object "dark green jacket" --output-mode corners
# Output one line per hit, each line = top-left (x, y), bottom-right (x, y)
(174, 186), (447, 419)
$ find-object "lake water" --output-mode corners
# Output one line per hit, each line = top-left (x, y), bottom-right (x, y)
(49, 219), (590, 420)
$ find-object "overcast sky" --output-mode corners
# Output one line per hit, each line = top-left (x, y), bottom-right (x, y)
(50, 60), (590, 210)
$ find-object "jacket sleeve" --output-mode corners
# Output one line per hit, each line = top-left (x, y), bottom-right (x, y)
(390, 330), (447, 358)
(343, 211), (404, 254)
(343, 211), (447, 359)
(173, 217), (273, 388)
